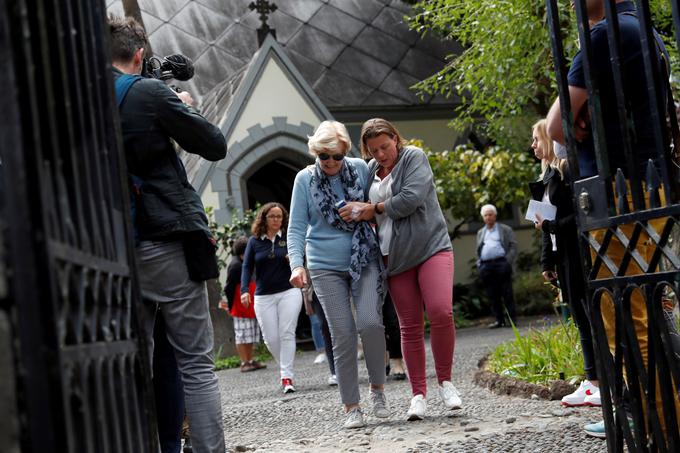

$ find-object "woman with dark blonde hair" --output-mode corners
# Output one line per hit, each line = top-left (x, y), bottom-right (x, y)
(241, 202), (302, 394)
(340, 118), (461, 421)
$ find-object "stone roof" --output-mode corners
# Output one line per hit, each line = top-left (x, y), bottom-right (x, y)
(105, 0), (460, 111)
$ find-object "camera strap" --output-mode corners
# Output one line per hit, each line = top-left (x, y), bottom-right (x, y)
(114, 74), (143, 107)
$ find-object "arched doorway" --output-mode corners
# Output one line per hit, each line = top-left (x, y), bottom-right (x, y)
(246, 159), (300, 211)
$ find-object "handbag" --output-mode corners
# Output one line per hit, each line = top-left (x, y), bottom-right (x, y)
(182, 230), (219, 282)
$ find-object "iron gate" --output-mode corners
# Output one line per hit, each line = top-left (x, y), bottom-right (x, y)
(0, 0), (157, 451)
(546, 0), (680, 451)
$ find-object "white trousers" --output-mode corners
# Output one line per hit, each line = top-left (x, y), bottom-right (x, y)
(254, 287), (303, 379)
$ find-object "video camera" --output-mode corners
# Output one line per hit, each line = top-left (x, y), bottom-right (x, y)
(142, 54), (195, 89)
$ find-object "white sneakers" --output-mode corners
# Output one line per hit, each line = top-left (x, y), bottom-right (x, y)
(407, 394), (427, 421)
(327, 374), (338, 386)
(438, 381), (462, 409)
(407, 383), (463, 421)
(313, 352), (327, 364)
(561, 380), (601, 407)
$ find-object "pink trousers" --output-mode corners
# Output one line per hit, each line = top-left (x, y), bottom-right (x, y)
(388, 250), (455, 396)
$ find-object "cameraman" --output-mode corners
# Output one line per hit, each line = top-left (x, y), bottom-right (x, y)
(109, 16), (227, 453)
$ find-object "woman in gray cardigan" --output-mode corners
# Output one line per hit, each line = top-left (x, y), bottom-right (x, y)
(339, 118), (462, 421)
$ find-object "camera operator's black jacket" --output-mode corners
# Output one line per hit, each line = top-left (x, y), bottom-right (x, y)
(113, 68), (227, 240)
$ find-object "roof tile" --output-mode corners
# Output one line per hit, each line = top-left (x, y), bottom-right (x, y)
(308, 5), (365, 44)
(328, 0), (383, 23)
(371, 6), (418, 45)
(138, 0), (190, 22)
(398, 47), (446, 81)
(268, 11), (304, 45)
(313, 70), (373, 106)
(215, 23), (259, 61)
(172, 2), (233, 43)
(286, 26), (346, 67)
(150, 23), (208, 63)
(352, 26), (409, 68)
(332, 47), (391, 88)
(276, 0), (324, 23)
(193, 0), (250, 19)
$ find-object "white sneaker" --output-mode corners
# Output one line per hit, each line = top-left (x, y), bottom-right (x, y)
(344, 408), (365, 429)
(406, 394), (426, 421)
(313, 352), (327, 364)
(327, 374), (338, 386)
(584, 387), (602, 406)
(561, 380), (599, 407)
(438, 381), (462, 409)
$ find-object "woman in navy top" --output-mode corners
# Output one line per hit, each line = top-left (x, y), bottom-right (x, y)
(241, 202), (302, 394)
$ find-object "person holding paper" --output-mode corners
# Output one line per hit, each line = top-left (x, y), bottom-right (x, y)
(476, 204), (517, 328)
(528, 119), (600, 408)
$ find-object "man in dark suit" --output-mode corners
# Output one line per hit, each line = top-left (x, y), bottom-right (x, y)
(476, 204), (518, 328)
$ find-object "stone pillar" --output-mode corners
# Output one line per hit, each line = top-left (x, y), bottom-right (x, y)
(207, 279), (236, 358)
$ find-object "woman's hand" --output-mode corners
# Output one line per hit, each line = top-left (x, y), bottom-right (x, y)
(240, 292), (251, 308)
(339, 202), (374, 222)
(542, 270), (557, 282)
(534, 213), (544, 230)
(289, 266), (307, 288)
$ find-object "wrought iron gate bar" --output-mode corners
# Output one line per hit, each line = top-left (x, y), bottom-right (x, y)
(635, 0), (675, 204)
(1, 0), (157, 451)
(603, 0), (645, 209)
(586, 272), (680, 288)
(61, 341), (138, 360)
(578, 204), (680, 229)
(50, 241), (130, 276)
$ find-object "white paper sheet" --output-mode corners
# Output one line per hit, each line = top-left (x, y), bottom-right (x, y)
(525, 199), (557, 223)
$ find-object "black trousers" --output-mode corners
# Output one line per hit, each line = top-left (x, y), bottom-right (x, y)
(479, 258), (516, 324)
(383, 292), (402, 359)
(153, 315), (185, 453)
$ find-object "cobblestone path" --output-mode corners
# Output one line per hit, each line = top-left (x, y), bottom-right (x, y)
(217, 321), (608, 452)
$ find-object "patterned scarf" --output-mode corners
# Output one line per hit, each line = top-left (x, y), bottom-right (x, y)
(309, 160), (381, 289)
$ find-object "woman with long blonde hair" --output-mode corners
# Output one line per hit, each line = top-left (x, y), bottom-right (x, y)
(529, 119), (600, 408)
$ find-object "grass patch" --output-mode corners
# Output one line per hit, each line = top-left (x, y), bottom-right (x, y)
(487, 319), (585, 385)
(214, 343), (272, 371)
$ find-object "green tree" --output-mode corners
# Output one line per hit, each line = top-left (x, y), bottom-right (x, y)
(407, 0), (678, 151)
(206, 206), (257, 270)
(420, 140), (539, 237)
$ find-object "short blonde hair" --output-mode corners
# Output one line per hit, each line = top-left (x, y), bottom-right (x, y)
(307, 121), (351, 156)
(359, 118), (407, 159)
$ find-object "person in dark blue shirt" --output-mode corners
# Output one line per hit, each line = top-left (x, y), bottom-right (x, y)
(241, 202), (302, 394)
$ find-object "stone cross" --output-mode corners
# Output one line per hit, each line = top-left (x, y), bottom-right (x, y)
(249, 0), (277, 46)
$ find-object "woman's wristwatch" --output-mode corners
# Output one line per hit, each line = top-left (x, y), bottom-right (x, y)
(374, 202), (384, 215)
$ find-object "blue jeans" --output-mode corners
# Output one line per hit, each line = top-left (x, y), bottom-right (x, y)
(309, 313), (325, 351)
(137, 240), (225, 453)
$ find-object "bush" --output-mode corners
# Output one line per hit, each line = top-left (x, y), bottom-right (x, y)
(513, 267), (556, 316)
(214, 342), (272, 371)
(487, 319), (585, 385)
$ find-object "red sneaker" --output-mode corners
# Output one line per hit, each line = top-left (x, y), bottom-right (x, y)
(282, 378), (295, 394)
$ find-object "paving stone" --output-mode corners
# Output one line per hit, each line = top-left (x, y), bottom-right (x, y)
(217, 320), (608, 452)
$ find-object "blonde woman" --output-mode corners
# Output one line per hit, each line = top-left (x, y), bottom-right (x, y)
(287, 121), (388, 429)
(528, 119), (600, 407)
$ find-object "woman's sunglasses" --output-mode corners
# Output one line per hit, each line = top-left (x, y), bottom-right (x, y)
(318, 153), (344, 161)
